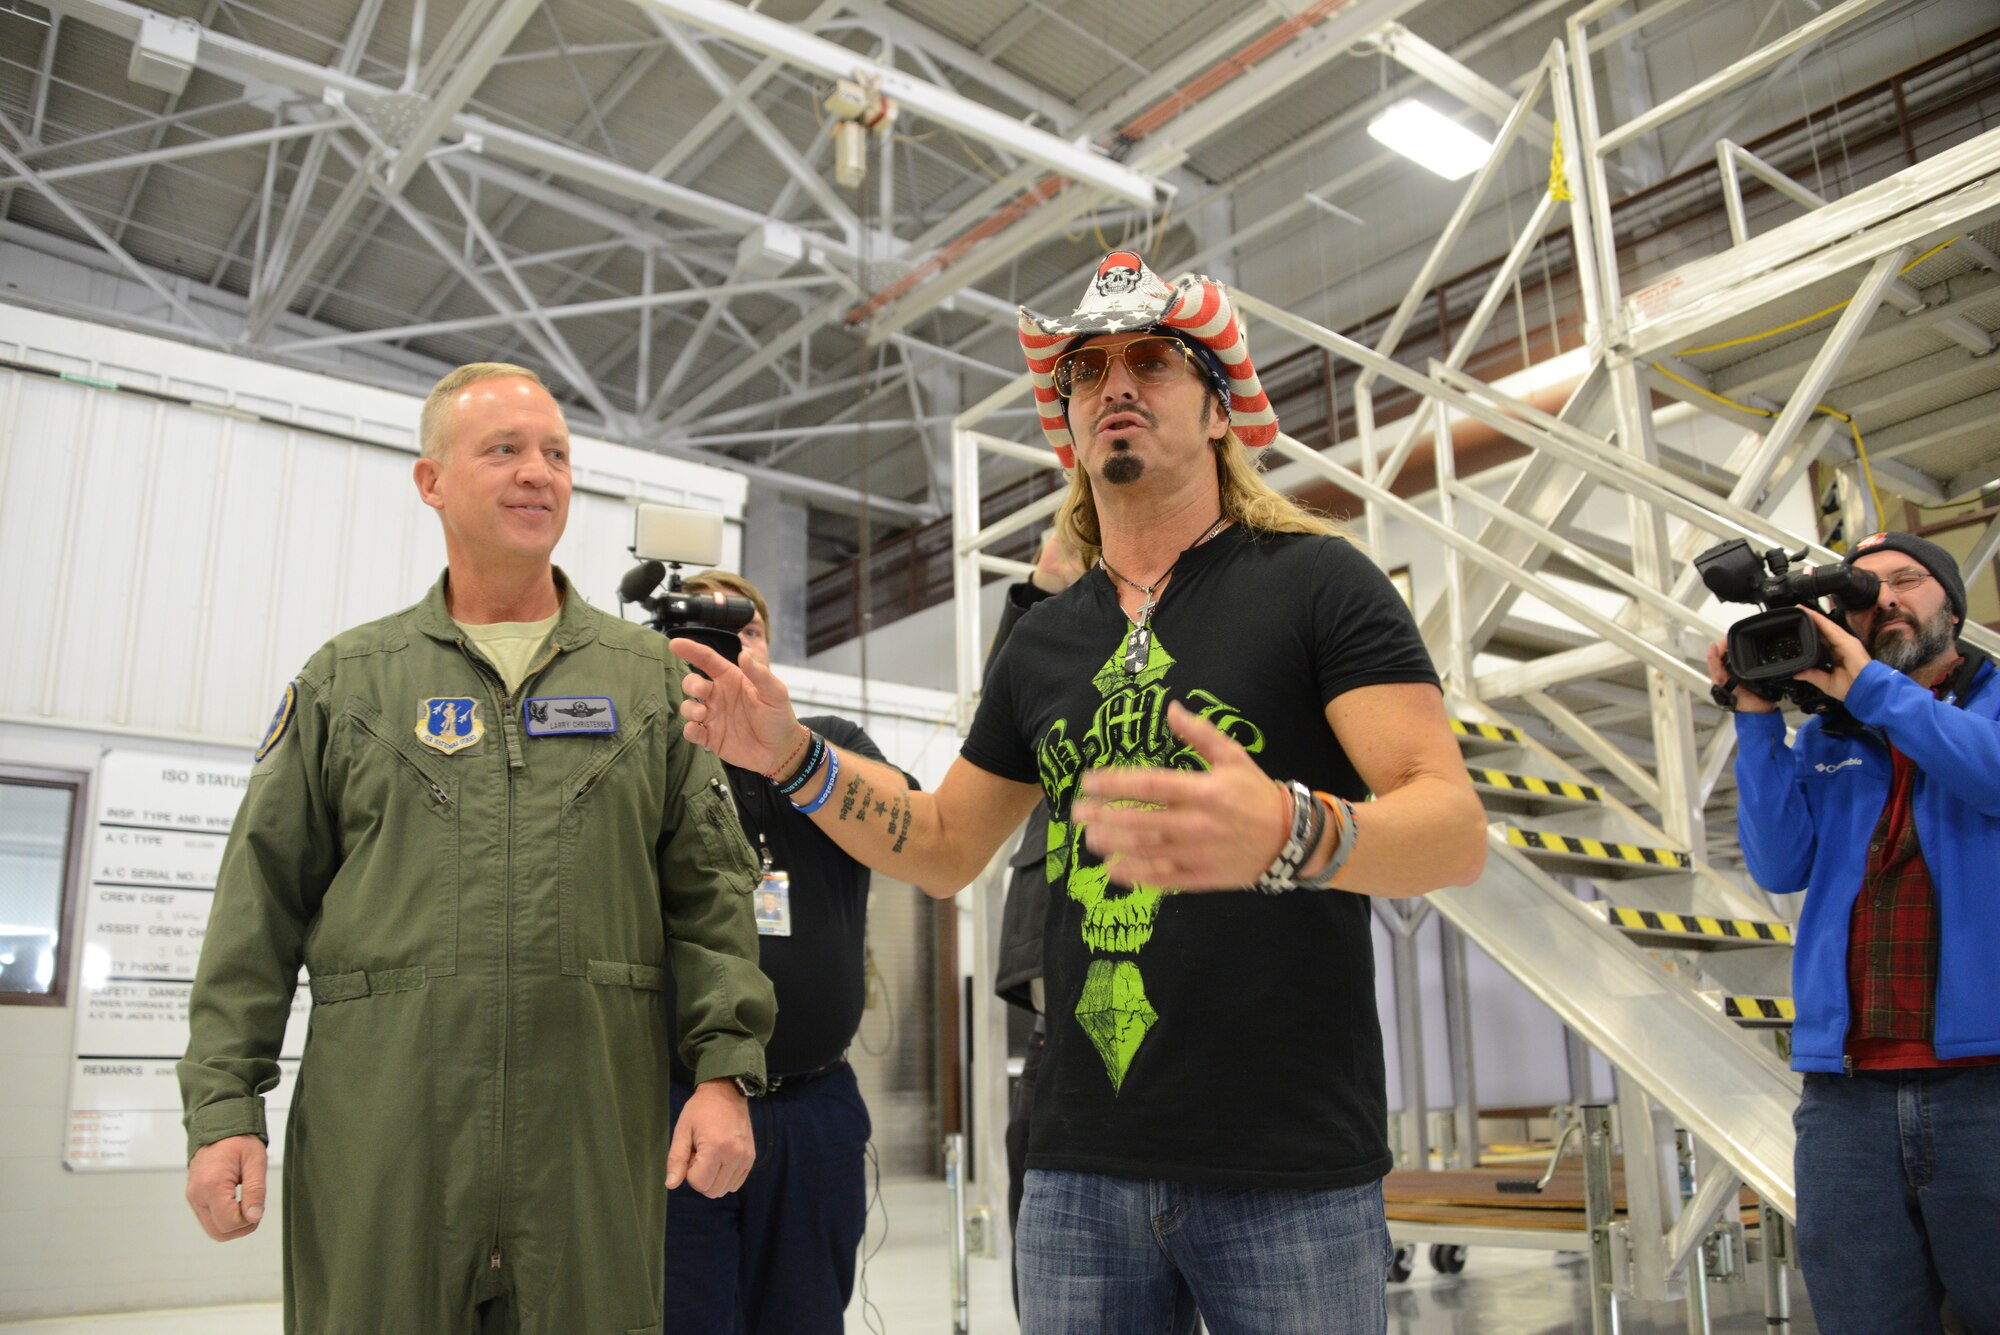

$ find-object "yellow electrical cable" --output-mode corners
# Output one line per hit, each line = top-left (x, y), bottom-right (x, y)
(1657, 238), (1961, 524)
(1676, 238), (1959, 355)
(1650, 360), (1887, 522)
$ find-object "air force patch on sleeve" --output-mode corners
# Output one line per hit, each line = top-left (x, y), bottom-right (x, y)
(256, 681), (298, 762)
(417, 697), (485, 754)
(524, 696), (619, 736)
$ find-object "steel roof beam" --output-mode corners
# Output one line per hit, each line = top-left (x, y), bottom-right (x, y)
(839, 0), (1075, 130)
(650, 18), (858, 243)
(0, 115), (223, 342)
(626, 0), (1164, 208)
(269, 274), (832, 353)
(246, 0), (545, 340)
(0, 118), (337, 189)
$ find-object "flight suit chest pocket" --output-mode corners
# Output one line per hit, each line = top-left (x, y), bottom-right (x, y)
(327, 699), (460, 976)
(557, 697), (664, 976)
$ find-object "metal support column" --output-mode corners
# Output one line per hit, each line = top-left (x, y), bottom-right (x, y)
(1440, 918), (1480, 1169)
(1677, 1129), (1713, 1335)
(1617, 1073), (1681, 1302)
(1582, 1103), (1622, 1335)
(944, 1131), (970, 1335)
(1761, 1211), (1793, 1328)
(1377, 898), (1432, 1170)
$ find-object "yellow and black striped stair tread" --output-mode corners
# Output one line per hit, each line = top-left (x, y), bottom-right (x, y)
(1451, 718), (1526, 745)
(1601, 905), (1793, 944)
(1503, 826), (1693, 869)
(1706, 994), (1796, 1024)
(1469, 767), (1603, 803)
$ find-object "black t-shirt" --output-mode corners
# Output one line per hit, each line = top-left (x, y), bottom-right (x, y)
(962, 526), (1439, 1188)
(674, 714), (912, 1079)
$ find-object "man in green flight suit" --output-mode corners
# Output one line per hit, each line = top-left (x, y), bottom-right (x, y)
(178, 362), (777, 1335)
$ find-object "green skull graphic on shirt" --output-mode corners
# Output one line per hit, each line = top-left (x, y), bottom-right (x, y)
(1036, 628), (1264, 1092)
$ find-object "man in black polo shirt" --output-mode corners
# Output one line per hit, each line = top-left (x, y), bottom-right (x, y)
(663, 568), (916, 1335)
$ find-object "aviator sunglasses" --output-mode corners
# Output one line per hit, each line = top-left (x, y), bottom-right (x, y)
(1051, 335), (1202, 398)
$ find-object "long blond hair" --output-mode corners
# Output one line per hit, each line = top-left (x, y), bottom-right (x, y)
(1053, 428), (1348, 567)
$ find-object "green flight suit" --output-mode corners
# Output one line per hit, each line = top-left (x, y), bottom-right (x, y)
(179, 569), (775, 1335)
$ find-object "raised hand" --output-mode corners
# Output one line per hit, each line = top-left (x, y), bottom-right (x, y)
(670, 637), (804, 773)
(1071, 700), (1292, 892)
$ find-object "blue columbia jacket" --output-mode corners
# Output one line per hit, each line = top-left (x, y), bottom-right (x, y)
(1733, 652), (2000, 1072)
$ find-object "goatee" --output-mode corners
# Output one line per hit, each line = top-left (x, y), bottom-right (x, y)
(1869, 606), (1955, 671)
(1102, 452), (1144, 486)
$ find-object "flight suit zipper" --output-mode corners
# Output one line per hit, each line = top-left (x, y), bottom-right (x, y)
(457, 632), (564, 1278)
(570, 707), (659, 806)
(346, 710), (453, 809)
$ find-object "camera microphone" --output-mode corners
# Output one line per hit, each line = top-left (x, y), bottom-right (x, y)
(619, 560), (667, 605)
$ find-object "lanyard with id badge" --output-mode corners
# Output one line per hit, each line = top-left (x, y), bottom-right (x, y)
(751, 831), (792, 937)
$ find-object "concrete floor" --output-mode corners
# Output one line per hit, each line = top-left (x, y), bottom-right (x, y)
(0, 1180), (1815, 1335)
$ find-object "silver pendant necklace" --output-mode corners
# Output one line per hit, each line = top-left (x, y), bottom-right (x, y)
(1099, 514), (1229, 675)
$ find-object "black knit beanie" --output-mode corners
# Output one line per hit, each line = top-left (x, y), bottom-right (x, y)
(1845, 531), (1966, 623)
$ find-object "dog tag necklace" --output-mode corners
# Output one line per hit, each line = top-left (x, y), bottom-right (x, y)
(1099, 514), (1229, 675)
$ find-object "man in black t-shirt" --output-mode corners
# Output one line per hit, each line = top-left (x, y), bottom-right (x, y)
(671, 252), (1487, 1335)
(663, 569), (915, 1335)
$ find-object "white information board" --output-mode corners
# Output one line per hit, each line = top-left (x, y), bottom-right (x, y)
(65, 751), (308, 1171)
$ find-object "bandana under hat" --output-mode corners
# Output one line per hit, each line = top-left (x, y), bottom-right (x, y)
(1017, 250), (1278, 469)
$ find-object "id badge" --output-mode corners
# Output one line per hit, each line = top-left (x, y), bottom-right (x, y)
(754, 870), (792, 937)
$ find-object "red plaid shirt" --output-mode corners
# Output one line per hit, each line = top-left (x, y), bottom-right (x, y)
(1845, 658), (2000, 1070)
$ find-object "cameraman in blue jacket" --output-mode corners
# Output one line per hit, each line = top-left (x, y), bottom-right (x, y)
(1709, 530), (1998, 1335)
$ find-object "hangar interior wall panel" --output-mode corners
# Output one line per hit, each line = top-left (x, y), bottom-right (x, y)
(0, 303), (747, 749)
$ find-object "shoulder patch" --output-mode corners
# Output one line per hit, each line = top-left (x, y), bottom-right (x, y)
(416, 697), (485, 754)
(256, 682), (298, 762)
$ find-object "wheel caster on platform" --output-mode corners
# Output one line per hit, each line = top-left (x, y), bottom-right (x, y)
(1387, 1244), (1415, 1283)
(1429, 1243), (1468, 1274)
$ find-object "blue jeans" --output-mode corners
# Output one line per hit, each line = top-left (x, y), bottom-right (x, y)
(1794, 1065), (2000, 1335)
(664, 1064), (871, 1335)
(1015, 1169), (1390, 1335)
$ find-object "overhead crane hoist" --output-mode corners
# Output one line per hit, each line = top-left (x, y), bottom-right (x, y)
(823, 77), (898, 190)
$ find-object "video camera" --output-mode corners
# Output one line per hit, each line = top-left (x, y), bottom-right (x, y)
(619, 503), (754, 668)
(1693, 537), (1879, 713)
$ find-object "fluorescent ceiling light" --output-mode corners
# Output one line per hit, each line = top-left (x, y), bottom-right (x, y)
(1367, 99), (1493, 181)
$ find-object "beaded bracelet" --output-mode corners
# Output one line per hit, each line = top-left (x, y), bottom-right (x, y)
(764, 727), (812, 784)
(795, 746), (841, 815)
(1254, 780), (1323, 894)
(773, 730), (827, 797)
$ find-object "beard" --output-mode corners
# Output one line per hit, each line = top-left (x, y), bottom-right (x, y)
(1101, 449), (1144, 485)
(1867, 604), (1956, 671)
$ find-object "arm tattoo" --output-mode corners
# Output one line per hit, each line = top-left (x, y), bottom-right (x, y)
(839, 776), (863, 821)
(892, 800), (913, 853)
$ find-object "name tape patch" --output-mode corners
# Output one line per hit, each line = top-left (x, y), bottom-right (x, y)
(524, 696), (619, 737)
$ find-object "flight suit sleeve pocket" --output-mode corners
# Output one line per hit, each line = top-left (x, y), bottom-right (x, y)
(689, 782), (758, 894)
(308, 967), (426, 1004)
(585, 960), (666, 991)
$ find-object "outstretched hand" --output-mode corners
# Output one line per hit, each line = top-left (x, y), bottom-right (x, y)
(670, 637), (802, 773)
(1071, 700), (1292, 892)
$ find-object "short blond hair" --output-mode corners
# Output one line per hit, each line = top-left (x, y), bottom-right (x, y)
(684, 569), (771, 636)
(1054, 429), (1348, 567)
(420, 362), (551, 461)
